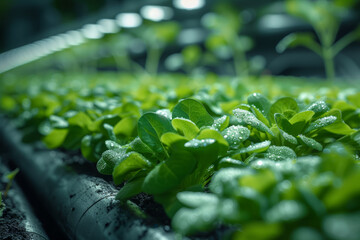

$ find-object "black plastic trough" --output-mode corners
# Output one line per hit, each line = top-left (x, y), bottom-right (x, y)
(0, 118), (175, 240)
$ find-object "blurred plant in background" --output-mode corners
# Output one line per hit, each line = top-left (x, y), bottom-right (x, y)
(203, 3), (254, 78)
(277, 0), (360, 81)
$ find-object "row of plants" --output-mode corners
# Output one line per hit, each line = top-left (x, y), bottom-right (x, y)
(1, 71), (360, 239)
(22, 0), (360, 81)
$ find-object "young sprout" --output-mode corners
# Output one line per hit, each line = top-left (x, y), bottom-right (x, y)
(0, 168), (19, 217)
(133, 21), (180, 76)
(181, 45), (202, 74)
(3, 168), (19, 198)
(277, 0), (360, 81)
(203, 4), (253, 78)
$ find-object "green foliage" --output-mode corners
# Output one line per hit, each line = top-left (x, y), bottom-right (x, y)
(278, 0), (360, 80)
(1, 72), (360, 238)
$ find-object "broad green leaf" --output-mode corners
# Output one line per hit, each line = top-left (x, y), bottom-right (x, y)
(172, 99), (214, 128)
(221, 125), (250, 148)
(172, 118), (200, 140)
(98, 149), (126, 173)
(274, 113), (298, 144)
(172, 204), (218, 236)
(62, 126), (88, 150)
(129, 137), (154, 155)
(251, 106), (270, 127)
(333, 100), (357, 112)
(138, 112), (175, 156)
(281, 130), (298, 145)
(247, 93), (271, 116)
(113, 116), (138, 137)
(218, 157), (246, 169)
(233, 140), (271, 155)
(160, 132), (188, 150)
(289, 111), (315, 134)
(220, 100), (242, 114)
(103, 123), (117, 141)
(81, 135), (98, 162)
(43, 129), (68, 149)
(118, 102), (142, 118)
(306, 101), (330, 118)
(143, 151), (196, 194)
(96, 157), (115, 175)
(264, 145), (297, 161)
(233, 109), (273, 136)
(113, 152), (151, 185)
(269, 97), (299, 123)
(184, 138), (220, 168)
(304, 116), (337, 133)
(67, 112), (93, 130)
(320, 109), (356, 135)
(275, 113), (295, 135)
(196, 128), (229, 155)
(177, 192), (219, 208)
(105, 140), (123, 151)
(90, 114), (121, 133)
(289, 111), (315, 125)
(116, 176), (145, 202)
(211, 115), (230, 131)
(298, 134), (323, 151)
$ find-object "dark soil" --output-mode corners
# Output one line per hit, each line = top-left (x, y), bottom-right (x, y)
(131, 193), (171, 226)
(0, 181), (29, 240)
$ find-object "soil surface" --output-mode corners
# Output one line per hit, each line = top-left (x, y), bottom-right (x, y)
(131, 193), (171, 226)
(0, 177), (29, 240)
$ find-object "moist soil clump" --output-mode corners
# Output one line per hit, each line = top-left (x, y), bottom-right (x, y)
(0, 181), (29, 240)
(131, 193), (171, 226)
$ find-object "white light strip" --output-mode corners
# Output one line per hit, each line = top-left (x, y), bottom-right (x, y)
(0, 12), (143, 73)
(173, 0), (205, 10)
(97, 19), (120, 33)
(81, 24), (104, 39)
(116, 13), (142, 28)
(140, 5), (174, 22)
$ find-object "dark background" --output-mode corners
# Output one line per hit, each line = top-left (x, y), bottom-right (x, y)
(1, 0), (360, 78)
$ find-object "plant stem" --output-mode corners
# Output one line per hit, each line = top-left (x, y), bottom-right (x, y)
(332, 30), (358, 56)
(146, 47), (162, 76)
(233, 48), (249, 79)
(323, 46), (335, 81)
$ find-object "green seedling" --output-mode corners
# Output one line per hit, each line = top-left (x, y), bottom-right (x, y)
(133, 21), (180, 75)
(1, 168), (20, 217)
(203, 3), (253, 78)
(1, 70), (360, 237)
(3, 168), (19, 198)
(277, 0), (360, 81)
